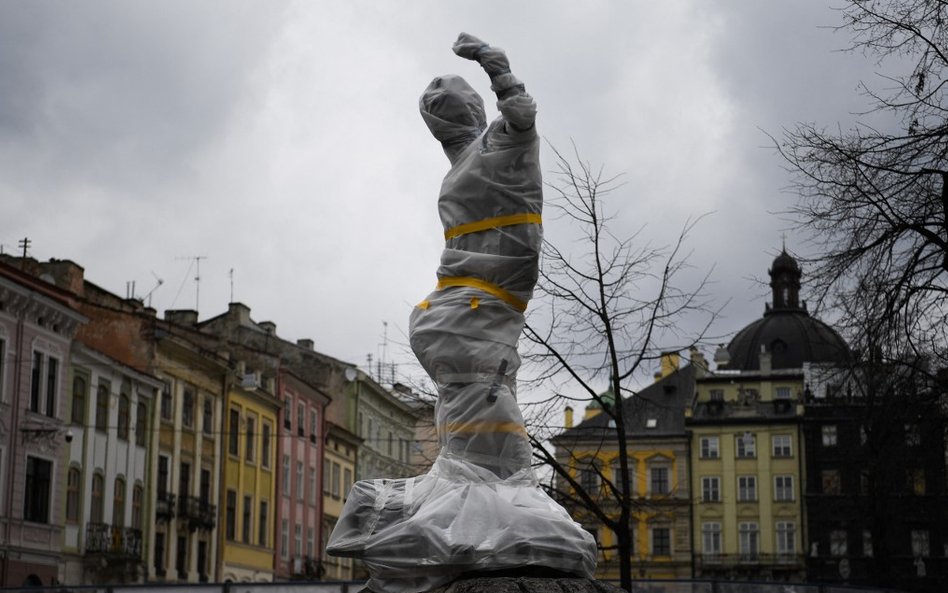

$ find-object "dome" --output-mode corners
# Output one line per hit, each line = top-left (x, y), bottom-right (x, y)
(723, 249), (850, 371)
(723, 310), (850, 371)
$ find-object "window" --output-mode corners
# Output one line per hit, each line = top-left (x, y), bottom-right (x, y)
(579, 459), (600, 493)
(200, 468), (211, 505)
(295, 523), (303, 556)
(309, 467), (317, 506)
(157, 455), (169, 495)
(132, 485), (143, 530)
(29, 352), (44, 414)
(736, 433), (756, 457)
(242, 495), (252, 543)
(776, 522), (795, 556)
(245, 415), (256, 462)
(182, 387), (194, 428)
(323, 459), (331, 494)
(702, 522), (722, 557)
(651, 527), (671, 556)
(118, 393), (130, 440)
(135, 401), (147, 446)
(862, 530), (873, 557)
(919, 533), (939, 562)
(772, 434), (792, 457)
(650, 466), (669, 496)
(160, 381), (172, 421)
(154, 532), (166, 573)
(774, 475), (794, 501)
(45, 356), (58, 417)
(65, 467), (81, 524)
(281, 519), (289, 559)
(95, 381), (109, 432)
(738, 476), (757, 501)
(297, 403), (305, 437)
(908, 469), (926, 495)
(297, 462), (305, 500)
(830, 530), (847, 556)
(225, 490), (237, 540)
(822, 469), (841, 495)
(71, 374), (87, 425)
(343, 468), (352, 500)
(905, 424), (921, 446)
(282, 455), (291, 496)
(114, 477), (126, 527)
(258, 500), (268, 547)
(739, 522), (759, 559)
(90, 472), (104, 523)
(202, 399), (213, 435)
(701, 476), (721, 502)
(179, 462), (191, 499)
(228, 409), (240, 456)
(284, 396), (292, 430)
(699, 436), (719, 459)
(310, 409), (319, 443)
(331, 462), (341, 499)
(262, 422), (272, 469)
(176, 535), (187, 578)
(709, 389), (724, 401)
(775, 386), (791, 399)
(822, 425), (838, 447)
(307, 526), (315, 557)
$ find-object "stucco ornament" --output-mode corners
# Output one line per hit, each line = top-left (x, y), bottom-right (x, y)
(327, 34), (597, 593)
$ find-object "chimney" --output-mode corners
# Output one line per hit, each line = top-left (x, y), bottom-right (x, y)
(759, 345), (772, 375)
(228, 302), (252, 326)
(39, 259), (86, 295)
(564, 405), (574, 429)
(297, 338), (314, 350)
(259, 321), (276, 335)
(659, 351), (680, 380)
(690, 347), (707, 379)
(165, 309), (198, 326)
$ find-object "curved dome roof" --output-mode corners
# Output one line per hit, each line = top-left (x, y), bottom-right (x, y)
(722, 249), (850, 371)
(724, 310), (850, 371)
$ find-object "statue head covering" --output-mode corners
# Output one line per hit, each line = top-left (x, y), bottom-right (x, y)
(420, 75), (486, 162)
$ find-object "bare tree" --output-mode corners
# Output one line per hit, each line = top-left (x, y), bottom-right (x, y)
(776, 0), (948, 365)
(521, 144), (718, 592)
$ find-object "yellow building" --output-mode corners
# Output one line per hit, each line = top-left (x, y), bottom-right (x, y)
(321, 422), (361, 581)
(219, 371), (281, 583)
(553, 354), (695, 580)
(686, 250), (849, 581)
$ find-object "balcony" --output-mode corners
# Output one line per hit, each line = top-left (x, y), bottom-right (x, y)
(156, 491), (176, 522)
(84, 523), (143, 561)
(697, 553), (803, 571)
(177, 494), (216, 531)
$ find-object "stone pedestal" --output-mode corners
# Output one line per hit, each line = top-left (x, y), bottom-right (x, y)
(420, 574), (624, 593)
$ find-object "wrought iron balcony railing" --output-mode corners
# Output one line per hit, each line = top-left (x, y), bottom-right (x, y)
(84, 522), (143, 561)
(156, 491), (176, 521)
(177, 494), (216, 531)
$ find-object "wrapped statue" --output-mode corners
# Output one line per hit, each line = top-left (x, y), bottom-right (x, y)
(327, 33), (597, 593)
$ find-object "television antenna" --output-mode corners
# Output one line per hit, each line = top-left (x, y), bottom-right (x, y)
(175, 255), (207, 312)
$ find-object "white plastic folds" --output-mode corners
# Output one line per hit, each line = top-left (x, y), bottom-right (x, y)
(326, 34), (597, 593)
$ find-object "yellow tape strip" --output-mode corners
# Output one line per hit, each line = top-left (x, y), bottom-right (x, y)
(444, 213), (542, 240)
(436, 276), (527, 312)
(442, 421), (528, 436)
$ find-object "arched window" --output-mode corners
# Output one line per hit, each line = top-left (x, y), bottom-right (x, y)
(132, 484), (144, 530)
(91, 473), (104, 523)
(118, 394), (130, 440)
(114, 477), (126, 527)
(65, 467), (81, 524)
(95, 384), (109, 432)
(71, 375), (87, 425)
(135, 402), (147, 446)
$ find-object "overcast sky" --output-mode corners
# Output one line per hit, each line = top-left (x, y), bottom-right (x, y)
(0, 1), (881, 389)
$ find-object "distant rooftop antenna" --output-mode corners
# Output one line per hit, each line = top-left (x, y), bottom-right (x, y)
(18, 237), (31, 258)
(142, 272), (164, 307)
(229, 268), (235, 303)
(176, 255), (207, 312)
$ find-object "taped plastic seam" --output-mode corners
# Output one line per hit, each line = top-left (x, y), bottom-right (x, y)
(444, 212), (542, 240)
(436, 276), (527, 312)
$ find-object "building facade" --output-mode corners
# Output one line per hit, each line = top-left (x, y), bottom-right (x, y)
(0, 261), (85, 586)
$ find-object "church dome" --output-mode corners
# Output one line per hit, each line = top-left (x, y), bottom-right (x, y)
(722, 250), (850, 371)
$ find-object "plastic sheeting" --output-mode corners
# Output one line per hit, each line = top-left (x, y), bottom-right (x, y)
(327, 34), (597, 593)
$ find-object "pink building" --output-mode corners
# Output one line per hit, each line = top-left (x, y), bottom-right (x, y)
(0, 261), (86, 586)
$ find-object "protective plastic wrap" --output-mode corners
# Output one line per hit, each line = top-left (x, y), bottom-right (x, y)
(327, 34), (597, 592)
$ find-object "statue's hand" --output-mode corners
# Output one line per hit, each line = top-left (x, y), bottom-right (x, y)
(452, 32), (488, 60)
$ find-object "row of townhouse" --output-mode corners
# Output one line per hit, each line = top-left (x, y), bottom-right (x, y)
(0, 256), (432, 587)
(554, 251), (948, 593)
